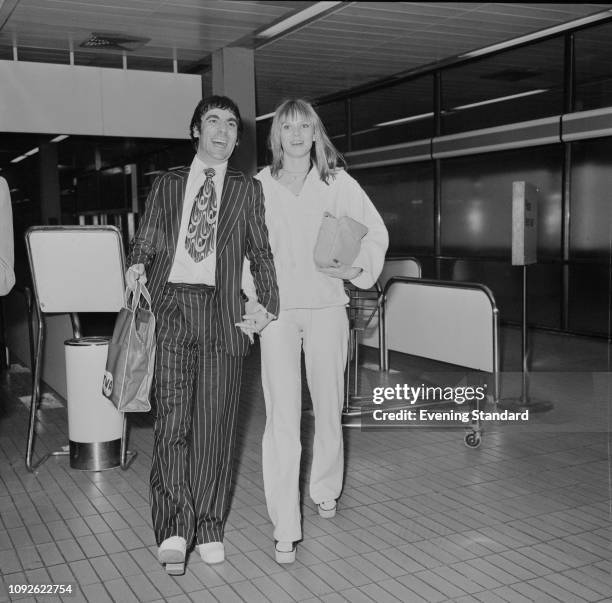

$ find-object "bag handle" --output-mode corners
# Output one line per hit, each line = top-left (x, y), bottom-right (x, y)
(125, 281), (152, 311)
(124, 285), (138, 308)
(137, 281), (152, 309)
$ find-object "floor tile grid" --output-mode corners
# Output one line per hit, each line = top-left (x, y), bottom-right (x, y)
(1, 327), (611, 602)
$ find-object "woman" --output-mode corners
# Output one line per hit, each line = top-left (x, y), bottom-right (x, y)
(245, 99), (388, 563)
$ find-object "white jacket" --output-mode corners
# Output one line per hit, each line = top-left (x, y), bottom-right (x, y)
(244, 167), (388, 310)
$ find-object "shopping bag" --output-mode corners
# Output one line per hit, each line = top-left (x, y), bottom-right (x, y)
(102, 282), (156, 412)
(313, 211), (368, 268)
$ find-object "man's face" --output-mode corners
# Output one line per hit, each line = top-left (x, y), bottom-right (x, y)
(194, 107), (239, 165)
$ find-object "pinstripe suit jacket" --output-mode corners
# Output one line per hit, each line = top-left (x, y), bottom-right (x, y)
(129, 165), (279, 357)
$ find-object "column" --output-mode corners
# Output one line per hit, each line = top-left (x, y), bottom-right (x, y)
(212, 47), (257, 175)
(39, 141), (61, 225)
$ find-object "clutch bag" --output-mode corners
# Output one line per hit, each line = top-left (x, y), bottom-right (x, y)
(313, 211), (368, 268)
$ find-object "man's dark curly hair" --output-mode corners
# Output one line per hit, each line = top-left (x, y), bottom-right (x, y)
(189, 95), (243, 150)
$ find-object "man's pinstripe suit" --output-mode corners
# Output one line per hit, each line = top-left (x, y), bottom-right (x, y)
(129, 164), (279, 548)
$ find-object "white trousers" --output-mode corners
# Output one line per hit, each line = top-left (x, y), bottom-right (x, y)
(260, 306), (349, 542)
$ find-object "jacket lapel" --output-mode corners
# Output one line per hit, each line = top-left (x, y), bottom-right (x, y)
(216, 168), (244, 256)
(168, 168), (189, 254)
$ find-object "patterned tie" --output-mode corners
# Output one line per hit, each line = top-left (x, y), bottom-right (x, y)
(185, 168), (218, 262)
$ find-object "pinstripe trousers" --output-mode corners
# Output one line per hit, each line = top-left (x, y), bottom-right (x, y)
(150, 283), (243, 546)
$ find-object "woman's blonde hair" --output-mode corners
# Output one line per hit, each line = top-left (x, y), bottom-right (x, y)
(268, 98), (345, 184)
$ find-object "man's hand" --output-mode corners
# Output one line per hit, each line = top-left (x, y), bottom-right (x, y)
(317, 260), (362, 281)
(126, 263), (147, 291)
(235, 297), (257, 343)
(241, 303), (275, 335)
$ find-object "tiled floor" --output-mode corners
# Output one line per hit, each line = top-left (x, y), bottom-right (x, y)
(0, 326), (610, 602)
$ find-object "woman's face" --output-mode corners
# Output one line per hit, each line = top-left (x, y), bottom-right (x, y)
(279, 114), (315, 160)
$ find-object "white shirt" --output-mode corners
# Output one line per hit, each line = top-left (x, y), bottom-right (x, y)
(248, 167), (389, 310)
(0, 177), (15, 296)
(168, 156), (227, 285)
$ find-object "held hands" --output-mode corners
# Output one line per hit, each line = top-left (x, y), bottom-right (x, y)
(126, 264), (147, 291)
(317, 260), (363, 280)
(235, 299), (275, 343)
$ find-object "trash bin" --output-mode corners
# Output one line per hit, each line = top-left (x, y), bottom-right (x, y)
(65, 336), (123, 470)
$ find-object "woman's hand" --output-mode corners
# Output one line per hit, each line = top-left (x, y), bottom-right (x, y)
(236, 302), (276, 342)
(317, 260), (362, 280)
(242, 304), (275, 332)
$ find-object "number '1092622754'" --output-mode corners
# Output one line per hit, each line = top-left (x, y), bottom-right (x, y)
(8, 584), (74, 595)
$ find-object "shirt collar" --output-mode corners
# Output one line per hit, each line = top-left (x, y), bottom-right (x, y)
(191, 155), (227, 180)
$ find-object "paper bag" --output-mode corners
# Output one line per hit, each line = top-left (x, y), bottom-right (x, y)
(102, 282), (156, 412)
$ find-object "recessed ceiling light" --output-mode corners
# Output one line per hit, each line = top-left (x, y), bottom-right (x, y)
(375, 113), (434, 127)
(452, 89), (547, 111)
(257, 2), (343, 39)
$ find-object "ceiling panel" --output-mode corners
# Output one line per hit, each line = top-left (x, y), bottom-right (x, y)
(1, 1), (610, 110)
(0, 0), (301, 63)
(1, 1), (612, 173)
(254, 2), (612, 112)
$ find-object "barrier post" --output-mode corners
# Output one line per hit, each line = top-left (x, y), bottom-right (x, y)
(501, 181), (552, 412)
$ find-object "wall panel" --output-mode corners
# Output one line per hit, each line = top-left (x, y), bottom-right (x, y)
(0, 60), (201, 138)
(440, 146), (563, 259)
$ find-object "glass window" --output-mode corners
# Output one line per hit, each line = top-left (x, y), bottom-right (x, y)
(570, 138), (612, 260)
(440, 259), (561, 329)
(350, 76), (434, 150)
(568, 264), (611, 336)
(16, 47), (70, 65)
(574, 21), (612, 111)
(353, 162), (434, 255)
(256, 118), (272, 167)
(74, 52), (123, 69)
(441, 38), (565, 134)
(316, 100), (348, 152)
(440, 146), (563, 260)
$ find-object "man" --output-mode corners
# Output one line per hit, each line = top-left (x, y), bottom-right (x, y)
(126, 95), (278, 575)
